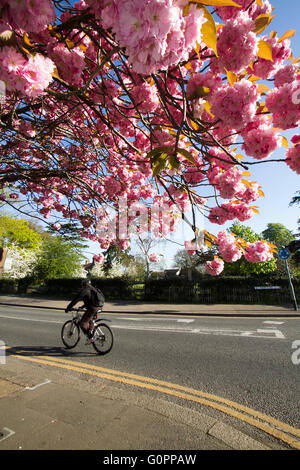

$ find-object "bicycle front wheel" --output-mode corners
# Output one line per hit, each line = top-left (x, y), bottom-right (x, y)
(61, 320), (80, 349)
(92, 322), (114, 355)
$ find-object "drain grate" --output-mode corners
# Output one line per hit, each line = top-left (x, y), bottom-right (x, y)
(0, 428), (15, 442)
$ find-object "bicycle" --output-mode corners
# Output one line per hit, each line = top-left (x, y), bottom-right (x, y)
(61, 307), (114, 355)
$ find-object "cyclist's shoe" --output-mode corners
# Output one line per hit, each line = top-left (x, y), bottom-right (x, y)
(85, 337), (94, 345)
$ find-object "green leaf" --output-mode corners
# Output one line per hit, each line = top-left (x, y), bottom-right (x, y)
(151, 153), (169, 177)
(147, 146), (173, 161)
(253, 14), (275, 34)
(168, 155), (180, 170)
(177, 148), (196, 165)
(188, 85), (210, 101)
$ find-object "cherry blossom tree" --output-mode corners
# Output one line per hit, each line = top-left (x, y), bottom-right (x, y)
(0, 0), (299, 276)
(2, 243), (39, 280)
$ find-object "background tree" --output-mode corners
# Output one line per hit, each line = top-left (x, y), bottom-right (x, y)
(0, 216), (42, 250)
(33, 236), (85, 281)
(46, 222), (89, 249)
(262, 223), (295, 248)
(261, 221), (299, 274)
(172, 245), (217, 275)
(134, 235), (165, 280)
(2, 244), (38, 280)
(224, 222), (277, 276)
(99, 244), (135, 277)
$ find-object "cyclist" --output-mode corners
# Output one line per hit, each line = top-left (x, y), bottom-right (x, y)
(65, 279), (104, 343)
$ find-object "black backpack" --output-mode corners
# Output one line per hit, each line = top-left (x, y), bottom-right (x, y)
(90, 286), (105, 307)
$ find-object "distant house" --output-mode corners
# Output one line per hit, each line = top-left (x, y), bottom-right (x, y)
(164, 268), (181, 279)
(164, 266), (205, 280)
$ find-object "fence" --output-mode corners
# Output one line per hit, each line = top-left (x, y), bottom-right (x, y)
(0, 276), (298, 306)
(144, 277), (299, 306)
(166, 284), (291, 305)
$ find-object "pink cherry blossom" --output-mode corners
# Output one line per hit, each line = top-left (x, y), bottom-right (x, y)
(210, 79), (258, 129)
(205, 257), (224, 276)
(149, 253), (161, 262)
(131, 82), (159, 114)
(251, 37), (291, 80)
(217, 12), (258, 74)
(291, 135), (300, 145)
(244, 241), (273, 263)
(93, 0), (207, 75)
(93, 253), (105, 264)
(286, 144), (300, 174)
(241, 120), (281, 160)
(213, 166), (245, 200)
(266, 81), (300, 130)
(274, 64), (298, 88)
(0, 47), (54, 97)
(0, 0), (298, 278)
(216, 0), (272, 21)
(6, 0), (55, 33)
(184, 240), (197, 256)
(217, 230), (243, 263)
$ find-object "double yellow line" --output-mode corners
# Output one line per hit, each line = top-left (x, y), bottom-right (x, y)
(14, 353), (300, 450)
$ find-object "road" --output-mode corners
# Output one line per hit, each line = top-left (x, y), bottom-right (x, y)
(1, 305), (300, 439)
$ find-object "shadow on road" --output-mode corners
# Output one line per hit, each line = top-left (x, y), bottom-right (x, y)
(6, 345), (96, 358)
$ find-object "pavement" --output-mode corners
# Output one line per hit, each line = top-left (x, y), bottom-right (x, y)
(0, 295), (298, 452)
(0, 294), (298, 316)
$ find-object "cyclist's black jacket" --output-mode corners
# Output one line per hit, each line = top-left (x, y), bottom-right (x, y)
(66, 285), (97, 311)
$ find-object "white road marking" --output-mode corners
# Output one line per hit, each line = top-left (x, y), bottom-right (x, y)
(117, 317), (194, 323)
(25, 379), (52, 391)
(177, 319), (194, 323)
(0, 314), (285, 340)
(256, 329), (285, 339)
(263, 321), (284, 325)
(0, 314), (61, 324)
(0, 428), (15, 442)
(112, 324), (285, 339)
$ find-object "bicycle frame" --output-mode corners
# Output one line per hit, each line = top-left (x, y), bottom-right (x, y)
(62, 308), (113, 354)
(69, 307), (111, 328)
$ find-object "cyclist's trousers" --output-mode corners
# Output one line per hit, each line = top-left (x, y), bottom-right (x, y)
(80, 306), (99, 338)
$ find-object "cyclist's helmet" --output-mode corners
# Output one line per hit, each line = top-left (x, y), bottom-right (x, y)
(81, 278), (91, 287)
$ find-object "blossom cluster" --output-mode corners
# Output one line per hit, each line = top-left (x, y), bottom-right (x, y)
(87, 0), (207, 75)
(210, 79), (258, 130)
(0, 46), (54, 98)
(217, 231), (243, 263)
(149, 253), (161, 263)
(244, 241), (273, 263)
(208, 202), (255, 226)
(204, 230), (273, 275)
(241, 116), (281, 160)
(286, 136), (300, 174)
(217, 12), (258, 74)
(205, 257), (224, 276)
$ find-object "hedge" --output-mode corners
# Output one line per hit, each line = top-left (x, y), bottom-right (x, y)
(33, 277), (134, 300)
(0, 275), (299, 306)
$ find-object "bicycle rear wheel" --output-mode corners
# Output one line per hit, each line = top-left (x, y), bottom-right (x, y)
(92, 322), (114, 355)
(61, 320), (80, 349)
